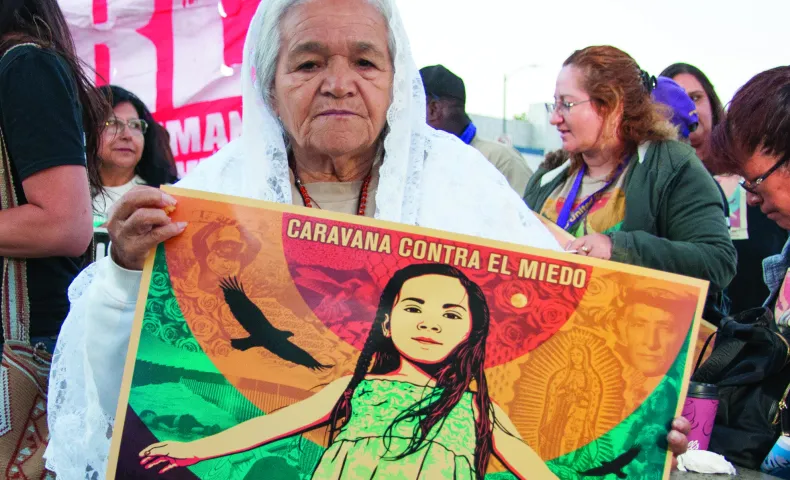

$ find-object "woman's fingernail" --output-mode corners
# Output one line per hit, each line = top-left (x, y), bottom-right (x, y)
(669, 431), (682, 442)
(163, 194), (177, 206)
(176, 222), (188, 231)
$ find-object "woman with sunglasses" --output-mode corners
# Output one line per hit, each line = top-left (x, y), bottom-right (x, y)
(524, 46), (736, 299)
(92, 85), (178, 227)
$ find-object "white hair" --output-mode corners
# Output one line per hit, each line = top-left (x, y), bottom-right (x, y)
(253, 0), (397, 109)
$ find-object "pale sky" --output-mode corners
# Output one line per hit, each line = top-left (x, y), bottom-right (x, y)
(396, 0), (787, 119)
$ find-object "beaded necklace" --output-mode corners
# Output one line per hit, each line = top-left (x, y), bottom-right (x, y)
(292, 169), (372, 216)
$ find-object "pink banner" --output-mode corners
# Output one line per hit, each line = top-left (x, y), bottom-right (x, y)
(62, 0), (261, 176)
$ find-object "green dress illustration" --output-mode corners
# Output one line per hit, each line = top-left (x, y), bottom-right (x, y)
(312, 378), (477, 479)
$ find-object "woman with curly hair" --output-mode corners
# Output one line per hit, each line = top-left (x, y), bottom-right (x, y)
(524, 46), (736, 298)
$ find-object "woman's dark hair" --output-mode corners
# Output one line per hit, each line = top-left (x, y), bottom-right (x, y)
(0, 0), (108, 196)
(660, 63), (725, 127)
(329, 263), (496, 478)
(99, 85), (178, 187)
(555, 46), (676, 172)
(710, 66), (790, 176)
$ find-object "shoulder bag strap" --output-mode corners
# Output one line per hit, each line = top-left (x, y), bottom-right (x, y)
(0, 125), (31, 344)
(691, 336), (748, 384)
(0, 44), (38, 344)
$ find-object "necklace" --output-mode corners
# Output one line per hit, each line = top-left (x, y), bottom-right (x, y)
(292, 169), (372, 216)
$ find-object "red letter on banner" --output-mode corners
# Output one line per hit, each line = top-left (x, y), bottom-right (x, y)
(171, 0), (238, 107)
(220, 0), (260, 68)
(83, 0), (159, 108)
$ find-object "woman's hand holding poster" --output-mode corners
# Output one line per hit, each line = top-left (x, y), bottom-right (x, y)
(107, 187), (706, 480)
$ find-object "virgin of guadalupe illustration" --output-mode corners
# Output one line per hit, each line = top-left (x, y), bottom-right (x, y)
(539, 344), (602, 459)
(139, 263), (557, 479)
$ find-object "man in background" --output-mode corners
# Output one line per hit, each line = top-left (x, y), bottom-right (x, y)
(420, 65), (533, 195)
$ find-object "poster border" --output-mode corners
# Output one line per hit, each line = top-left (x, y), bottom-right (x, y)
(104, 185), (708, 480)
(106, 239), (157, 479)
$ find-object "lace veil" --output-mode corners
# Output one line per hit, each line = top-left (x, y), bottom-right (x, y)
(46, 0), (559, 477)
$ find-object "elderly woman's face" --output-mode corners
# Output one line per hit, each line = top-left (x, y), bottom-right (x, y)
(550, 66), (606, 155)
(272, 0), (393, 158)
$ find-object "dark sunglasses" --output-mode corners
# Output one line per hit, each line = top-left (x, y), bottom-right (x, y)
(740, 155), (790, 194)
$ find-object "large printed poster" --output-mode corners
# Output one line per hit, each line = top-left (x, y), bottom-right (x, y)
(107, 187), (706, 479)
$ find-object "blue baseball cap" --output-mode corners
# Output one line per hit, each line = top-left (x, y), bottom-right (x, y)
(652, 76), (699, 138)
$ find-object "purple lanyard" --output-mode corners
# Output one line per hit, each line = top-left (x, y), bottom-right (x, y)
(555, 159), (629, 232)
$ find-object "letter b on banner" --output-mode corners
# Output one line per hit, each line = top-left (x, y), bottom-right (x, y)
(77, 0), (158, 107)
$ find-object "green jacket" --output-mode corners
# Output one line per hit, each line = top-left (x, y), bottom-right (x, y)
(524, 140), (737, 293)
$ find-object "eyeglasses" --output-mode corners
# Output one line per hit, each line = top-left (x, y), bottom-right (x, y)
(104, 117), (148, 136)
(545, 99), (591, 114)
(740, 155), (790, 194)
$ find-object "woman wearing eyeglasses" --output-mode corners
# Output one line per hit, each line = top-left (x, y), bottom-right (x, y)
(92, 85), (178, 227)
(524, 46), (736, 299)
(661, 63), (789, 315)
(711, 67), (790, 320)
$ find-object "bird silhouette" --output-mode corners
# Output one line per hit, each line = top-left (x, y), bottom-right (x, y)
(579, 446), (641, 479)
(219, 277), (332, 371)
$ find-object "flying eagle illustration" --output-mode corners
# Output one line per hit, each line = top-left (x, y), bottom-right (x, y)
(579, 446), (641, 479)
(219, 277), (333, 371)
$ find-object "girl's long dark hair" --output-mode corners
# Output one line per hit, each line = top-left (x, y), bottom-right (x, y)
(0, 0), (108, 196)
(99, 85), (178, 188)
(329, 263), (495, 478)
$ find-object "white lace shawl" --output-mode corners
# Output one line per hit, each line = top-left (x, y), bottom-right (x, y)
(45, 1), (559, 478)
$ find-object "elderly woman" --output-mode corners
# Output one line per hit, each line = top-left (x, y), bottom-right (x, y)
(525, 46), (736, 299)
(45, 3), (690, 477)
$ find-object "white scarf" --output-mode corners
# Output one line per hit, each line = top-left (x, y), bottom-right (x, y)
(176, 0), (558, 249)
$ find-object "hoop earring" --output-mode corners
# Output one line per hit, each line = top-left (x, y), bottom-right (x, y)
(31, 15), (53, 45)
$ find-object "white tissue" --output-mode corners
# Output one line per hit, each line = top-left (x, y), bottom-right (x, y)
(677, 450), (738, 475)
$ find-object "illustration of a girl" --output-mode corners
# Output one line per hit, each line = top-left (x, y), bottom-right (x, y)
(139, 263), (556, 479)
